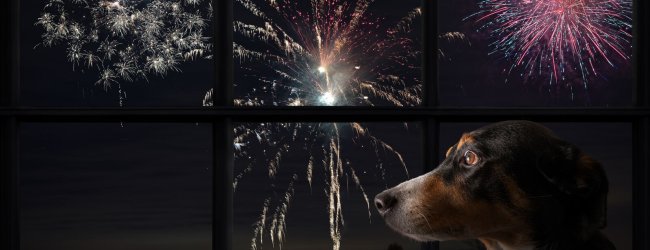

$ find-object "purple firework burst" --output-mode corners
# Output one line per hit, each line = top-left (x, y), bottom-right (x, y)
(468, 0), (632, 92)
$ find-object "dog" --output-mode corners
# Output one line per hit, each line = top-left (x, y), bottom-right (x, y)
(375, 120), (614, 250)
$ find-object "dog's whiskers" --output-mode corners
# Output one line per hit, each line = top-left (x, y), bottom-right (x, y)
(416, 208), (434, 233)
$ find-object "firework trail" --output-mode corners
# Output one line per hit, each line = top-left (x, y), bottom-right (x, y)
(35, 0), (213, 106)
(439, 32), (468, 43)
(467, 0), (632, 91)
(233, 122), (412, 250)
(438, 32), (471, 60)
(250, 174), (297, 250)
(234, 0), (422, 107)
(232, 1), (421, 249)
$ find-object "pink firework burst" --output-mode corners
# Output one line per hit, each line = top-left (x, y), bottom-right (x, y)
(469, 0), (632, 90)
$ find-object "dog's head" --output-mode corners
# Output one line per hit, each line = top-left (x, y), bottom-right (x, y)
(375, 121), (609, 247)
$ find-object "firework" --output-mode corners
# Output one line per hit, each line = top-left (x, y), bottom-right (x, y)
(231, 1), (421, 249)
(233, 122), (411, 250)
(467, 0), (632, 89)
(35, 0), (213, 105)
(438, 31), (471, 59)
(234, 0), (422, 107)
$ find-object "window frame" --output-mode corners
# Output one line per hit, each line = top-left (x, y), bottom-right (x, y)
(1, 0), (649, 250)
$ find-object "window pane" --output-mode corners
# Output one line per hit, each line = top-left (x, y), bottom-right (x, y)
(21, 1), (214, 107)
(20, 123), (212, 250)
(439, 122), (633, 250)
(233, 0), (422, 107)
(233, 122), (422, 249)
(437, 0), (634, 107)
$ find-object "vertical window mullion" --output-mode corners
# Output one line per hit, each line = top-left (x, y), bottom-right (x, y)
(423, 0), (438, 107)
(635, 0), (650, 248)
(1, 0), (19, 107)
(1, 117), (19, 250)
(2, 1), (20, 250)
(633, 117), (649, 250)
(213, 0), (234, 249)
(213, 0), (234, 106)
(214, 120), (234, 250)
(635, 0), (648, 108)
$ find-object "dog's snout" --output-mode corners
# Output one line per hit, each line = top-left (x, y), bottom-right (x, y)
(375, 190), (397, 216)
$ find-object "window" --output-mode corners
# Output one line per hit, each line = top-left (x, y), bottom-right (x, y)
(1, 1), (648, 250)
(20, 123), (212, 250)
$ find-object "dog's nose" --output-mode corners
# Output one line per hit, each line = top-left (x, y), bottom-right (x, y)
(374, 190), (397, 216)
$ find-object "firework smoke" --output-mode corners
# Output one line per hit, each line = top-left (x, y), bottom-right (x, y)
(467, 0), (632, 90)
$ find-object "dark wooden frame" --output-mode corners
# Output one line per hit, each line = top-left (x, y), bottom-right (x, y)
(1, 1), (648, 250)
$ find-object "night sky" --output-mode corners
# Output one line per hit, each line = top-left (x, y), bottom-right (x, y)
(20, 123), (213, 250)
(16, 0), (637, 250)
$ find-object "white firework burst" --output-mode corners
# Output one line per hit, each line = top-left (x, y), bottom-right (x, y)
(35, 0), (213, 105)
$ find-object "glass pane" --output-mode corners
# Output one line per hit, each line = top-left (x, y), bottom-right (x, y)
(21, 1), (214, 107)
(233, 122), (423, 249)
(20, 123), (212, 250)
(439, 122), (632, 250)
(233, 0), (422, 107)
(437, 0), (634, 107)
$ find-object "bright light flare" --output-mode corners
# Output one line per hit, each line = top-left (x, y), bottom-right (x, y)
(319, 92), (337, 105)
(102, 0), (123, 10)
(233, 0), (422, 107)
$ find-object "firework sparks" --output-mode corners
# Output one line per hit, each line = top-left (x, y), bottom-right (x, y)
(319, 92), (337, 106)
(234, 122), (412, 250)
(35, 0), (213, 106)
(437, 32), (471, 60)
(467, 0), (632, 90)
(234, 0), (422, 107)
(232, 1), (420, 249)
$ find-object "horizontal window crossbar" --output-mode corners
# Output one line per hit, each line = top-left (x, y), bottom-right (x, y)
(0, 107), (648, 122)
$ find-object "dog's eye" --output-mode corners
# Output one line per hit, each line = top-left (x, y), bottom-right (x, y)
(463, 150), (479, 166)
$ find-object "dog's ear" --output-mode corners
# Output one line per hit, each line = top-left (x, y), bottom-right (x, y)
(536, 143), (609, 231)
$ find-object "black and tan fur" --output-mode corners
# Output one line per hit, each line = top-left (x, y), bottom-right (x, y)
(375, 120), (614, 250)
